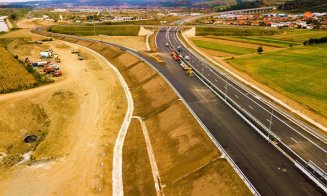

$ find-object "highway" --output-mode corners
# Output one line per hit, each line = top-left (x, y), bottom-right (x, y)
(168, 27), (327, 168)
(156, 28), (327, 195)
(35, 27), (325, 195)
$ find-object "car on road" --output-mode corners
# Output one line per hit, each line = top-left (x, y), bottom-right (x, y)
(165, 42), (169, 47)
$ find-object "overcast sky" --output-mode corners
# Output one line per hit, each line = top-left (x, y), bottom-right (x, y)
(0, 0), (39, 2)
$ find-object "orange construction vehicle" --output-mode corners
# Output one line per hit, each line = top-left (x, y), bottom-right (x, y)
(52, 70), (62, 77)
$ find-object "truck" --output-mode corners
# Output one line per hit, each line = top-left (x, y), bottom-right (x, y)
(40, 52), (53, 59)
(43, 66), (55, 74)
(52, 70), (62, 77)
(32, 61), (51, 67)
(71, 49), (80, 54)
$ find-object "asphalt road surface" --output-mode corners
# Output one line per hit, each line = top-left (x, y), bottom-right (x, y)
(155, 27), (325, 195)
(36, 27), (325, 195)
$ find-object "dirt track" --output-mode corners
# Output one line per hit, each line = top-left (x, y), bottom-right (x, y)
(0, 40), (127, 195)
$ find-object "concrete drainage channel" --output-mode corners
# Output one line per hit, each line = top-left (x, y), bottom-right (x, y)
(34, 28), (258, 195)
(58, 41), (134, 196)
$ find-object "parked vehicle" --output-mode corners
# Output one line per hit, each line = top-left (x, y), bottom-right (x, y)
(166, 42), (169, 47)
(184, 56), (190, 61)
(32, 61), (50, 67)
(78, 54), (84, 60)
(71, 49), (80, 54)
(40, 52), (53, 59)
(52, 70), (62, 77)
(44, 66), (55, 74)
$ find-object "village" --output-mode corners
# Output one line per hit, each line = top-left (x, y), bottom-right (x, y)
(204, 11), (327, 30)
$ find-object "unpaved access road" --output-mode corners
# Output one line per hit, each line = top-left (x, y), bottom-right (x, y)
(0, 40), (127, 195)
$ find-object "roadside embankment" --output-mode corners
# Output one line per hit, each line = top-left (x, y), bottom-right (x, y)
(37, 30), (251, 195)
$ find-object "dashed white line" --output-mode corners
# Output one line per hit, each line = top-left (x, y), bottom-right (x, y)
(249, 106), (254, 110)
(235, 95), (239, 99)
(291, 137), (299, 143)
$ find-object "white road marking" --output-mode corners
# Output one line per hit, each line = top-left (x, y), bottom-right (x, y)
(249, 106), (254, 110)
(291, 137), (299, 143)
(215, 79), (217, 82)
(267, 119), (272, 124)
(235, 95), (239, 99)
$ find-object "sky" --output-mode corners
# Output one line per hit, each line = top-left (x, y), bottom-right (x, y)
(1, 0), (39, 2)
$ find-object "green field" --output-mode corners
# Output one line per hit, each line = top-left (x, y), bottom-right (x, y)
(196, 27), (281, 36)
(49, 25), (140, 36)
(227, 43), (327, 119)
(192, 39), (256, 55)
(268, 29), (327, 43)
(234, 36), (300, 47)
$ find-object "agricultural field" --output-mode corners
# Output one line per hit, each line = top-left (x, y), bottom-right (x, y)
(192, 39), (256, 56)
(196, 26), (281, 36)
(227, 43), (327, 121)
(48, 25), (140, 36)
(0, 46), (37, 93)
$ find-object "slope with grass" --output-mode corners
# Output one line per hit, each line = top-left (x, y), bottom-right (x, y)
(49, 25), (140, 36)
(227, 43), (327, 122)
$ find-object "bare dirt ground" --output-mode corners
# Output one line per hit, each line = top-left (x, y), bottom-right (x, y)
(16, 19), (68, 29)
(87, 35), (147, 51)
(0, 39), (127, 195)
(0, 29), (46, 40)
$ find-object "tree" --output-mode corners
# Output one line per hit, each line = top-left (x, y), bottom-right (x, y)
(257, 46), (263, 54)
(9, 14), (17, 21)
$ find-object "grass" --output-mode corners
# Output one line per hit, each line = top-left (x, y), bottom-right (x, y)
(192, 39), (257, 55)
(227, 43), (327, 119)
(196, 26), (281, 36)
(235, 36), (300, 47)
(268, 29), (327, 43)
(49, 25), (140, 36)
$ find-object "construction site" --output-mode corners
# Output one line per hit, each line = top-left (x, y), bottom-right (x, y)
(0, 19), (250, 195)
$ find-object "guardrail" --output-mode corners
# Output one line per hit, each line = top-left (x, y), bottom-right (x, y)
(168, 27), (327, 193)
(34, 26), (326, 194)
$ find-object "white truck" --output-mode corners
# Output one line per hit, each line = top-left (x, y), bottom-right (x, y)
(40, 51), (53, 59)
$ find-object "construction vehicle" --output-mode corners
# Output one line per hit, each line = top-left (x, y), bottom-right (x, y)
(187, 68), (194, 76)
(40, 52), (53, 59)
(44, 66), (55, 74)
(54, 54), (61, 63)
(171, 51), (180, 61)
(32, 61), (51, 67)
(52, 70), (62, 77)
(78, 53), (84, 60)
(71, 49), (80, 54)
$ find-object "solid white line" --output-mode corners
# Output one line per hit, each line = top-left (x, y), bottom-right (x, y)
(178, 29), (327, 155)
(291, 137), (299, 144)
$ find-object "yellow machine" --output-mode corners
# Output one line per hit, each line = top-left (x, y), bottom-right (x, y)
(187, 68), (194, 76)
